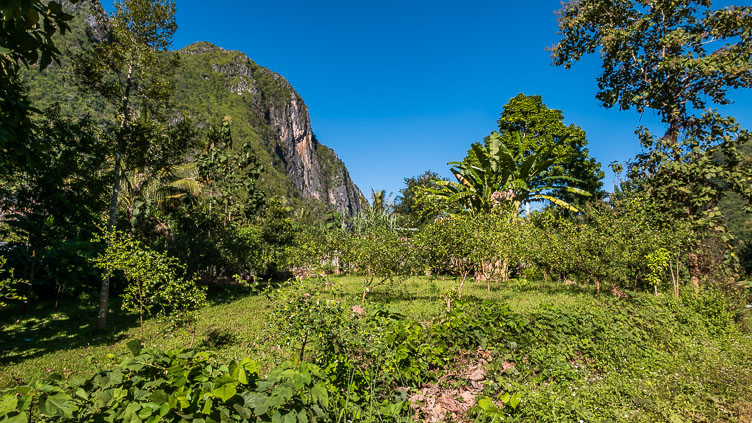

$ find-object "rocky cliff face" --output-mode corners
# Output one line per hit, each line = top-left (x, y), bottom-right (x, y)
(267, 87), (365, 217)
(180, 42), (365, 216)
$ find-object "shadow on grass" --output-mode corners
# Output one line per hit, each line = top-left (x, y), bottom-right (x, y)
(0, 284), (275, 368)
(0, 300), (139, 367)
(202, 280), (283, 306)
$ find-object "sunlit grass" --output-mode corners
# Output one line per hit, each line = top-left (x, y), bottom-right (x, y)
(0, 276), (589, 385)
(1, 274), (750, 421)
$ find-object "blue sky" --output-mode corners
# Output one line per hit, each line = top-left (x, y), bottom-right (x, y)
(105, 0), (752, 200)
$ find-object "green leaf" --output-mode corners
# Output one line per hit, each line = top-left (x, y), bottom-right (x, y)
(201, 398), (213, 415)
(122, 401), (142, 423)
(0, 394), (18, 416)
(39, 392), (75, 419)
(126, 339), (143, 355)
(212, 383), (237, 402)
(245, 392), (269, 415)
(310, 384), (328, 407)
(150, 390), (168, 404)
(477, 397), (494, 411)
(508, 392), (522, 410)
(5, 414), (28, 423)
(229, 360), (247, 384)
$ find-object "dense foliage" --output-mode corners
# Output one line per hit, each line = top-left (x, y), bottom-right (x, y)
(1, 0), (752, 421)
(1, 279), (748, 422)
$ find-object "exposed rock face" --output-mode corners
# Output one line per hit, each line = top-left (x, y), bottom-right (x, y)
(193, 43), (364, 216)
(271, 93), (323, 201)
(268, 91), (363, 217)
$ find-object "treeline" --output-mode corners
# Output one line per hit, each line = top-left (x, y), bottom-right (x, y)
(297, 192), (739, 302)
(0, 0), (301, 326)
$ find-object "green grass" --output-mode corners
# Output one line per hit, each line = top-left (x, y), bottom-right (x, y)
(2, 277), (751, 422)
(0, 277), (591, 386)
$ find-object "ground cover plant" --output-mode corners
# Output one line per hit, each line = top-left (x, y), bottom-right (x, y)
(1, 277), (751, 422)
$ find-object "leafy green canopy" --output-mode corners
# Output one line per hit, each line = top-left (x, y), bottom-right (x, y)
(93, 230), (206, 340)
(73, 0), (181, 331)
(196, 117), (265, 224)
(487, 94), (604, 205)
(552, 0), (752, 274)
(551, 0), (752, 140)
(423, 95), (601, 215)
(0, 0), (79, 172)
(393, 170), (446, 227)
(427, 132), (592, 214)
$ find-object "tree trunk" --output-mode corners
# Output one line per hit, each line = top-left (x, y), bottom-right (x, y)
(669, 256), (679, 298)
(298, 332), (308, 365)
(688, 252), (700, 294)
(595, 277), (600, 299)
(188, 322), (196, 348)
(98, 62), (133, 332)
(25, 248), (36, 314)
(55, 281), (62, 309)
(501, 258), (509, 282)
(458, 272), (468, 300)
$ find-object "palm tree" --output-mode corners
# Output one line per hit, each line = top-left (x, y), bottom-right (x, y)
(119, 163), (201, 233)
(427, 132), (590, 215)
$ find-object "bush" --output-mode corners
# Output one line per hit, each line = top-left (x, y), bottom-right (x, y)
(0, 344), (329, 422)
(93, 230), (207, 343)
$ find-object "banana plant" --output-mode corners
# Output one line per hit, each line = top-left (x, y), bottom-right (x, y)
(427, 132), (591, 214)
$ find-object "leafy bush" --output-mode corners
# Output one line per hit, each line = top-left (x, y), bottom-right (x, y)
(0, 256), (28, 308)
(0, 344), (330, 422)
(344, 227), (414, 302)
(93, 231), (207, 342)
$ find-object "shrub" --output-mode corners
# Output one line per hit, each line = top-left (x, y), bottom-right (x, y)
(93, 231), (207, 343)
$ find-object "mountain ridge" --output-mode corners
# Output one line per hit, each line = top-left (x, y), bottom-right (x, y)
(172, 40), (365, 217)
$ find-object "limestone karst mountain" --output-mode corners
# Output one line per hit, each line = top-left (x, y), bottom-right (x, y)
(23, 1), (364, 217)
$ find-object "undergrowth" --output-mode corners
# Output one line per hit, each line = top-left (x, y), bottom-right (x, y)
(1, 278), (750, 422)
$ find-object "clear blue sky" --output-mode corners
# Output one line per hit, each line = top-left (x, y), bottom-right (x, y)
(105, 0), (752, 200)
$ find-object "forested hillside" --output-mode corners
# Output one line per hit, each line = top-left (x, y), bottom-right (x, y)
(21, 0), (364, 218)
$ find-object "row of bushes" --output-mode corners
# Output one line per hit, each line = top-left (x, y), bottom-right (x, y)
(295, 198), (731, 300)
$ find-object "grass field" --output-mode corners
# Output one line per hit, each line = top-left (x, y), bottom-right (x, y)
(0, 277), (548, 385)
(2, 276), (751, 421)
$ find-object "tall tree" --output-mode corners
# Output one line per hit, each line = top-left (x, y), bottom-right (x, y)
(75, 0), (179, 331)
(551, 0), (752, 149)
(0, 107), (109, 307)
(427, 133), (591, 215)
(393, 170), (445, 227)
(551, 0), (752, 276)
(490, 94), (604, 206)
(196, 117), (265, 225)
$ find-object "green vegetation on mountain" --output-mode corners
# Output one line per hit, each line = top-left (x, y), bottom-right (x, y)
(20, 4), (362, 216)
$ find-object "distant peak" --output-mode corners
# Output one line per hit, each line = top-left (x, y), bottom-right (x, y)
(181, 42), (223, 54)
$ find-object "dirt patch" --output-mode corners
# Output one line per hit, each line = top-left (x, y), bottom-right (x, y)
(408, 348), (512, 422)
